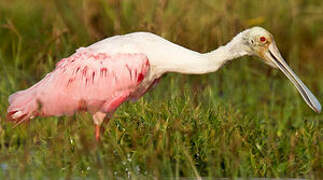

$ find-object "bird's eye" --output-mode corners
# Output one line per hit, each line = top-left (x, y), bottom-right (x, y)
(260, 36), (266, 42)
(250, 39), (255, 44)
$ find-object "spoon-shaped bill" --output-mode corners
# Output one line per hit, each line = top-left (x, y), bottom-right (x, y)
(264, 42), (321, 113)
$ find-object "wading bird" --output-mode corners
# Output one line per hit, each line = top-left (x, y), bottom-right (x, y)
(7, 27), (321, 140)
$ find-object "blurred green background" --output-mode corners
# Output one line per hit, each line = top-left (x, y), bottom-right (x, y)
(0, 0), (322, 179)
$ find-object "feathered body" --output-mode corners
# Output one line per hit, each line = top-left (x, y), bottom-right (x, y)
(8, 52), (149, 119)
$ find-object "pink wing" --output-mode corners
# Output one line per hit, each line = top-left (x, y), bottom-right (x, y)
(7, 48), (150, 123)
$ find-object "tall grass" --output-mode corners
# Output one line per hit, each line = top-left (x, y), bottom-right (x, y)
(0, 0), (322, 178)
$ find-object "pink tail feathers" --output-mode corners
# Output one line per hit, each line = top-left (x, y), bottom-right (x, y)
(7, 88), (39, 124)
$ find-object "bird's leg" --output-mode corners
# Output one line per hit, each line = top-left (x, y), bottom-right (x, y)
(95, 125), (101, 141)
(93, 112), (107, 141)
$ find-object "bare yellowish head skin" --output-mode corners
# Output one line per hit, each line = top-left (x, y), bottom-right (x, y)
(245, 27), (321, 113)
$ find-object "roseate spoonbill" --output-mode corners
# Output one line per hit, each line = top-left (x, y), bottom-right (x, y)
(7, 27), (321, 140)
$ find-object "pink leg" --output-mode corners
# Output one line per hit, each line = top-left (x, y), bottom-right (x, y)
(93, 95), (128, 141)
(93, 112), (107, 141)
(95, 125), (101, 141)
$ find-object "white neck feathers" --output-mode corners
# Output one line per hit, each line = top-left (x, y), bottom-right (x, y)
(164, 34), (248, 74)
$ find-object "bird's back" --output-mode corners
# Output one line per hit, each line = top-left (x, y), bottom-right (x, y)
(85, 32), (205, 73)
(85, 32), (165, 54)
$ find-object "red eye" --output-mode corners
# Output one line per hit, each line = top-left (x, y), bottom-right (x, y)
(260, 36), (266, 42)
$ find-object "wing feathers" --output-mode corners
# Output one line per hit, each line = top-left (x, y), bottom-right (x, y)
(7, 50), (150, 123)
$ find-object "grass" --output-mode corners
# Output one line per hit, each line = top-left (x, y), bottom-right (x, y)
(0, 0), (322, 179)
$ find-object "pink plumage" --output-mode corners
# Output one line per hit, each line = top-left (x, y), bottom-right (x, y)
(7, 48), (150, 129)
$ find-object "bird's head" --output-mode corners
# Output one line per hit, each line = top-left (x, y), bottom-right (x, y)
(237, 26), (321, 113)
(243, 27), (277, 67)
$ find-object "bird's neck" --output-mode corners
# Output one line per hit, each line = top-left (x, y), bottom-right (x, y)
(165, 37), (247, 74)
